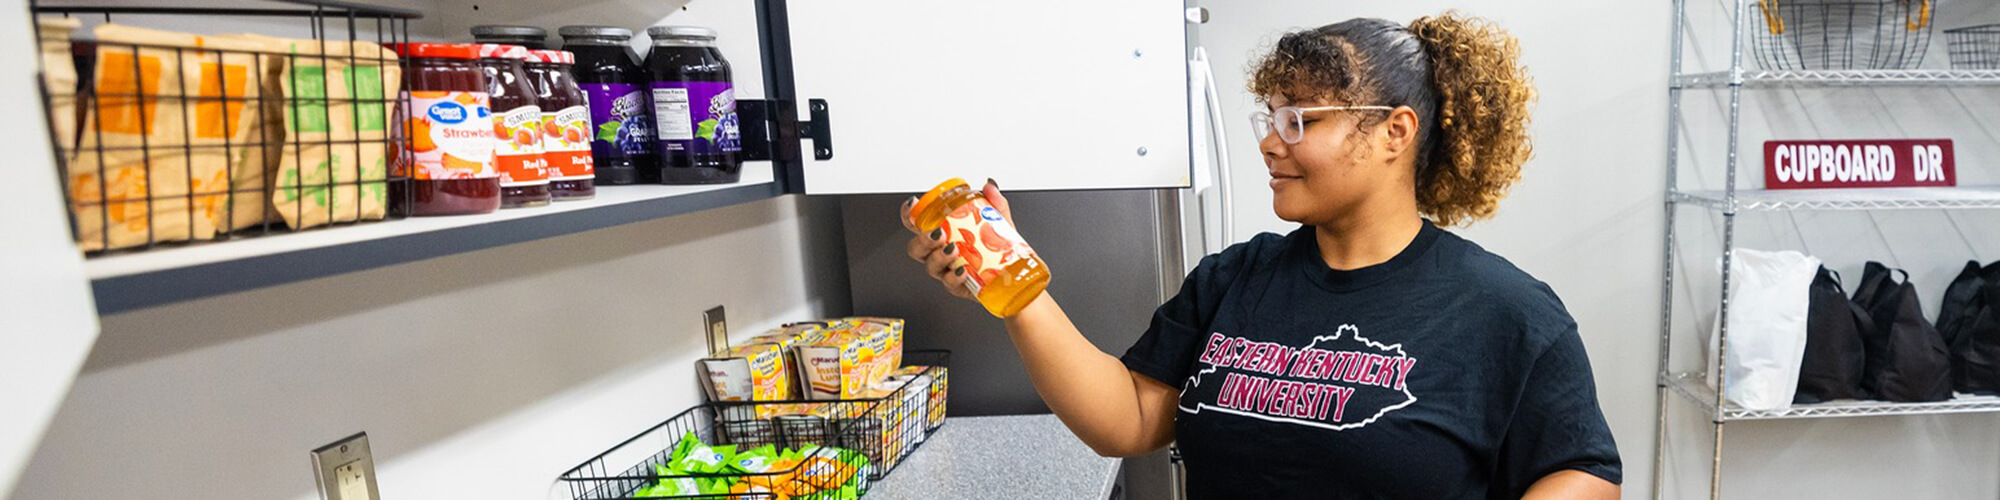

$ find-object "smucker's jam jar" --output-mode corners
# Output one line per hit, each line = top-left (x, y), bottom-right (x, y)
(478, 43), (550, 208)
(389, 43), (500, 216)
(559, 25), (657, 185)
(526, 49), (595, 200)
(907, 178), (1051, 317)
(645, 25), (740, 185)
(470, 25), (549, 50)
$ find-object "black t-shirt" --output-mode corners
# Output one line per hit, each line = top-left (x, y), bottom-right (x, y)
(1121, 222), (1621, 499)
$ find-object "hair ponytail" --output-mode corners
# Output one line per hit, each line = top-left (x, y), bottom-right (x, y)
(1406, 12), (1534, 226)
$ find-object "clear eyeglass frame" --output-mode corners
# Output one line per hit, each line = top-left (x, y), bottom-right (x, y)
(1250, 105), (1395, 144)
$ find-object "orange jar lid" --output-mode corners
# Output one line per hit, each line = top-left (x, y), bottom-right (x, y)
(389, 42), (479, 60)
(909, 178), (971, 226)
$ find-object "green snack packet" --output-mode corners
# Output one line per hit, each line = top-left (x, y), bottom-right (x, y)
(666, 432), (702, 466)
(647, 464), (701, 496)
(727, 444), (781, 474)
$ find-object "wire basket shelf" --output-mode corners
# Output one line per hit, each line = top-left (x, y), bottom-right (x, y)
(1749, 0), (1937, 70)
(1946, 23), (2000, 69)
(33, 1), (419, 256)
(558, 351), (950, 500)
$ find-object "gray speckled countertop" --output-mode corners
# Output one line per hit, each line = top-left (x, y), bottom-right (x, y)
(865, 414), (1122, 500)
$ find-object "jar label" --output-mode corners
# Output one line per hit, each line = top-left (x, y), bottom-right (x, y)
(542, 105), (595, 180)
(493, 104), (548, 187)
(580, 82), (655, 157)
(651, 81), (740, 157)
(941, 200), (1037, 291)
(403, 90), (496, 180)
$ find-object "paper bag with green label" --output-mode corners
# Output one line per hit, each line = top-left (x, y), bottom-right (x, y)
(246, 36), (400, 229)
(71, 24), (272, 251)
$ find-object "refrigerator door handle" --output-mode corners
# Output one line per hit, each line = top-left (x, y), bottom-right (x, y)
(1192, 47), (1235, 251)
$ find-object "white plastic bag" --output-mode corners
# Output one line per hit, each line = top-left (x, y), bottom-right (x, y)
(1709, 249), (1821, 410)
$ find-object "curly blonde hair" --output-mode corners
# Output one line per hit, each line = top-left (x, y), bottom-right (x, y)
(1250, 12), (1535, 226)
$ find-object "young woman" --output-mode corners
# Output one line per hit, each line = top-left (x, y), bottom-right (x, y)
(904, 13), (1620, 499)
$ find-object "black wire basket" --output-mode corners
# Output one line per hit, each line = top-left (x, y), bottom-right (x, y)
(1750, 0), (1937, 70)
(31, 0), (419, 255)
(1945, 23), (2000, 69)
(558, 351), (950, 500)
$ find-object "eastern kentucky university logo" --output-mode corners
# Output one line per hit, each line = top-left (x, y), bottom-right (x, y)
(1179, 325), (1419, 431)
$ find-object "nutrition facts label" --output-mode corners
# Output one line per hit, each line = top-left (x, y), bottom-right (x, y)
(653, 87), (693, 140)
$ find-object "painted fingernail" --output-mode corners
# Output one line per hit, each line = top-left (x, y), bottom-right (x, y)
(943, 244), (956, 255)
(954, 266), (966, 277)
(985, 178), (999, 189)
(929, 228), (943, 240)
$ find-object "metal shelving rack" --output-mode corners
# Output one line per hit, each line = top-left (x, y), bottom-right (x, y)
(1653, 1), (2000, 499)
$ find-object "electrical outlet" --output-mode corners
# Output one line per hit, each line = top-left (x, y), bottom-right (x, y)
(311, 433), (380, 500)
(704, 305), (729, 355)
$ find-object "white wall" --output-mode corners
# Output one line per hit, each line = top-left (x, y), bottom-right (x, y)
(10, 195), (852, 500)
(1203, 1), (2000, 498)
(1, 2), (102, 497)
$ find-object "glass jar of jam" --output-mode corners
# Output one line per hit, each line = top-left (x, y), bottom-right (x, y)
(908, 178), (1051, 317)
(645, 25), (741, 185)
(526, 49), (596, 201)
(478, 43), (550, 209)
(389, 42), (500, 216)
(558, 25), (657, 185)
(471, 25), (549, 50)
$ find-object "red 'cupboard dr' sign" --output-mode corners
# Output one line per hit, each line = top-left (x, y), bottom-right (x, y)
(1764, 139), (1955, 189)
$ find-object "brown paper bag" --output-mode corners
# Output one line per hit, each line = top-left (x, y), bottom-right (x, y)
(38, 18), (80, 163)
(73, 24), (265, 251)
(196, 34), (281, 233)
(244, 36), (400, 229)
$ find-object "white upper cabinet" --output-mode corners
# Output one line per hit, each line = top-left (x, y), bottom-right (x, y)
(786, 0), (1194, 194)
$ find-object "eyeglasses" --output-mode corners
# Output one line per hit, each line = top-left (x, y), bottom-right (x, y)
(1250, 105), (1395, 144)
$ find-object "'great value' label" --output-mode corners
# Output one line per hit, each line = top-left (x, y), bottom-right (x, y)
(403, 90), (496, 180)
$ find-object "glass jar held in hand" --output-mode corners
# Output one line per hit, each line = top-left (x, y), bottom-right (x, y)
(904, 178), (1051, 317)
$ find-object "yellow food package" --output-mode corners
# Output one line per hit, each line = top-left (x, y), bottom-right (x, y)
(792, 320), (903, 401)
(924, 366), (949, 429)
(699, 342), (793, 404)
(742, 322), (828, 350)
(72, 24), (271, 250)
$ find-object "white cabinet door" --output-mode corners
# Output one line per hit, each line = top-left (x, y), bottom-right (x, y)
(2, 5), (102, 495)
(789, 0), (1192, 194)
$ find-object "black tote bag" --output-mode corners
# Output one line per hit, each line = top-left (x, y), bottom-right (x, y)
(1796, 266), (1869, 403)
(1852, 262), (1954, 402)
(1937, 261), (1985, 347)
(1941, 261), (2000, 395)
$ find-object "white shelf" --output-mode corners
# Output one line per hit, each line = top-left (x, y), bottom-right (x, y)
(1675, 69), (2000, 88)
(87, 165), (781, 314)
(1670, 186), (2000, 211)
(1663, 373), (2000, 421)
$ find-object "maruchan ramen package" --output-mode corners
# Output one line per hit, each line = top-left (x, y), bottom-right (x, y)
(699, 342), (793, 404)
(742, 322), (828, 350)
(863, 370), (931, 466)
(242, 35), (399, 230)
(923, 366), (948, 429)
(792, 318), (904, 400)
(70, 25), (274, 250)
